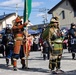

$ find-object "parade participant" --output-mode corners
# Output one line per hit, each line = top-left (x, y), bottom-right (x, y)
(0, 34), (5, 57)
(67, 23), (75, 53)
(12, 16), (28, 71)
(23, 33), (32, 57)
(68, 23), (76, 59)
(43, 38), (49, 60)
(42, 16), (64, 74)
(2, 27), (14, 66)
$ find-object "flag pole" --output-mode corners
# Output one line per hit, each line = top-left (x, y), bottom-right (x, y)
(25, 0), (29, 68)
(24, 0), (32, 68)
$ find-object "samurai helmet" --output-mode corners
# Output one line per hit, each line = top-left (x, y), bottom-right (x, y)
(50, 16), (59, 23)
(15, 16), (22, 23)
(49, 16), (59, 27)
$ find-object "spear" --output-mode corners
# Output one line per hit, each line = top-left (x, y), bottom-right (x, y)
(23, 0), (32, 68)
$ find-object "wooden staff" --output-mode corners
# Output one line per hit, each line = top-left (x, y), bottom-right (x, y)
(25, 26), (29, 68)
(24, 0), (29, 68)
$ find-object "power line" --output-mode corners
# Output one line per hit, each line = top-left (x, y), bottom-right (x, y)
(0, 5), (49, 10)
(0, 8), (23, 11)
(0, 5), (22, 8)
(0, 5), (50, 14)
(0, 8), (42, 13)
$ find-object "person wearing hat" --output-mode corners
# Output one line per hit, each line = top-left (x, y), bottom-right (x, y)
(68, 23), (76, 59)
(12, 16), (29, 71)
(44, 16), (64, 74)
(2, 27), (14, 66)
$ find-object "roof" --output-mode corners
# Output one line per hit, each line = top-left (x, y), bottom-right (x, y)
(48, 0), (76, 14)
(0, 13), (16, 21)
(69, 0), (76, 11)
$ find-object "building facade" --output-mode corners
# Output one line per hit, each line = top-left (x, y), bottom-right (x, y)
(48, 0), (76, 28)
(0, 13), (17, 31)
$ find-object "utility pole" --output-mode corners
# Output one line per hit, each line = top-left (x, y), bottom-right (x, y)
(16, 4), (18, 17)
(4, 12), (7, 28)
(39, 8), (49, 24)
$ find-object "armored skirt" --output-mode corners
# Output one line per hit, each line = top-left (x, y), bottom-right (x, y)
(49, 38), (63, 70)
(52, 38), (63, 56)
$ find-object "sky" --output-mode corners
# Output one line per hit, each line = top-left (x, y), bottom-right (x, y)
(0, 0), (61, 25)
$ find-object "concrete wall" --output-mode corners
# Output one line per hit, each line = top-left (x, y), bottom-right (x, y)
(52, 0), (76, 28)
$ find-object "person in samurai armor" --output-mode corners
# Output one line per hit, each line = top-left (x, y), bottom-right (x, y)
(42, 16), (64, 74)
(12, 16), (28, 71)
(2, 27), (14, 66)
(68, 23), (76, 59)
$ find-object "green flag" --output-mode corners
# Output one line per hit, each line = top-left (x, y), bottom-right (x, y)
(23, 0), (32, 23)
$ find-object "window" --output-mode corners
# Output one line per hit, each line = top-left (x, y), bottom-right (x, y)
(62, 10), (65, 19)
(74, 10), (76, 17)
